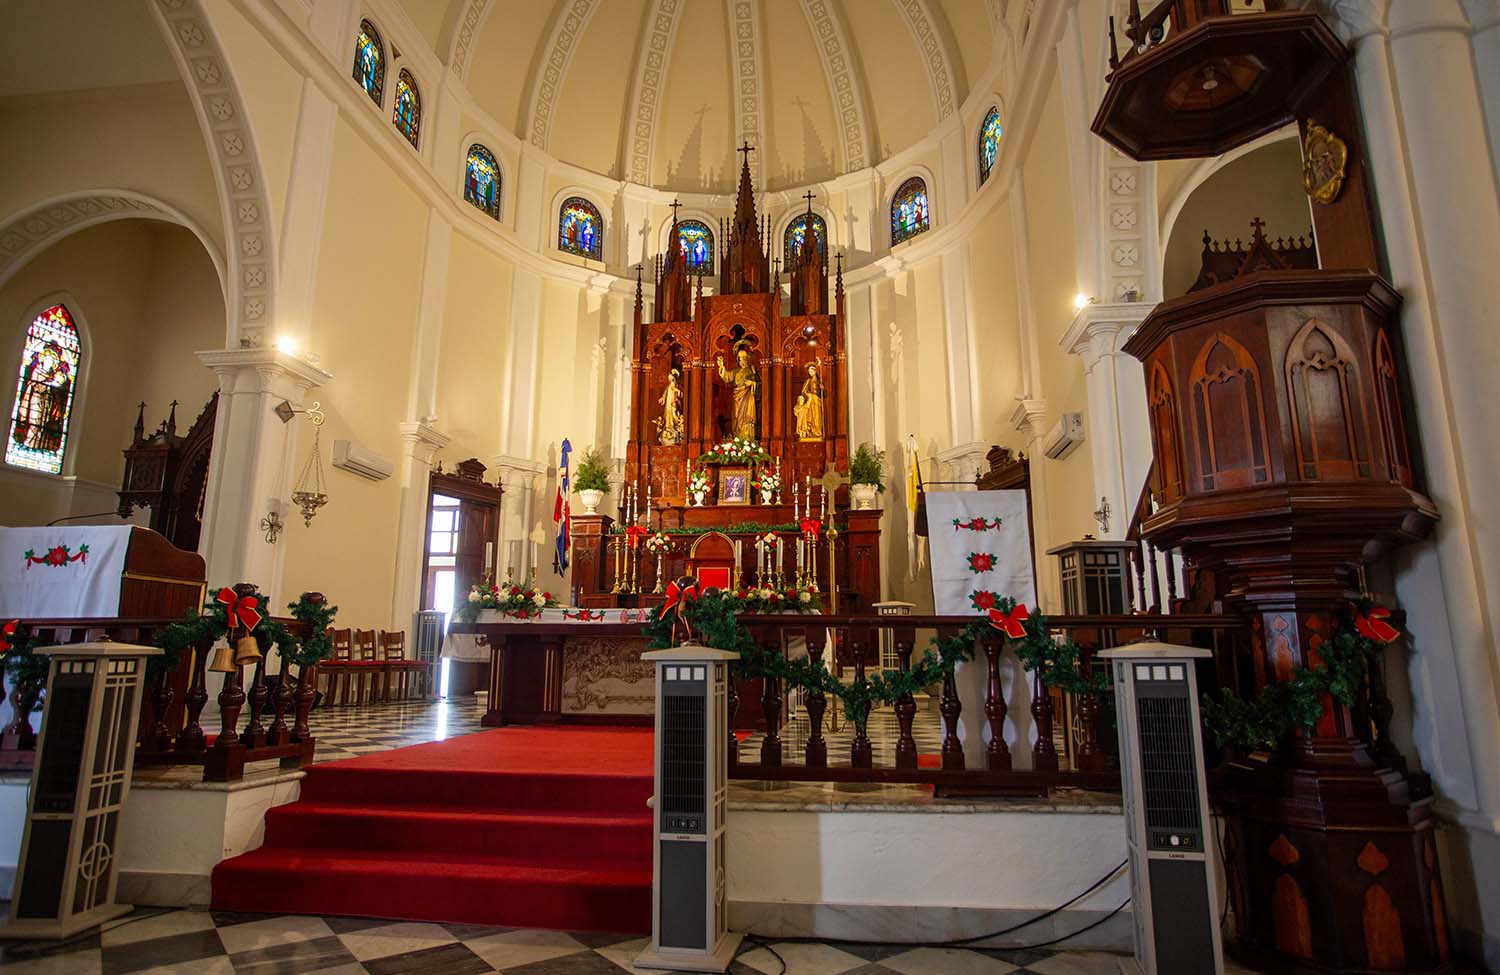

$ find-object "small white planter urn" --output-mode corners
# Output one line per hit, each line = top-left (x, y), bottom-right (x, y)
(850, 483), (879, 510)
(760, 489), (775, 505)
(692, 489), (708, 508)
(579, 488), (604, 515)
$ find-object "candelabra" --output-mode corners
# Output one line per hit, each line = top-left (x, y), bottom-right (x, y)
(610, 536), (624, 594)
(653, 550), (665, 594)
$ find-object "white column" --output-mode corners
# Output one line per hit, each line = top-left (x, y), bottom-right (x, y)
(492, 456), (548, 584)
(390, 422), (450, 627)
(938, 243), (982, 450)
(1463, 0), (1500, 188)
(1062, 302), (1153, 538)
(498, 269), (544, 460)
(196, 349), (333, 598)
(276, 81), (339, 343)
(1011, 399), (1053, 607)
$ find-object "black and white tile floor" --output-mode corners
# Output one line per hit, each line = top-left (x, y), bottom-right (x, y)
(308, 697), (490, 763)
(0, 907), (1148, 975)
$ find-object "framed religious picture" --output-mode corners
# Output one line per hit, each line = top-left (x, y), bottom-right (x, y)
(717, 466), (751, 506)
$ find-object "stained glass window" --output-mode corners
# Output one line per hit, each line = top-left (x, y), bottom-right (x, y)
(558, 197), (603, 260)
(392, 69), (420, 147)
(784, 213), (827, 266)
(978, 108), (1003, 186)
(890, 176), (931, 246)
(464, 144), (501, 220)
(353, 19), (385, 104)
(7, 304), (80, 475)
(678, 220), (714, 274)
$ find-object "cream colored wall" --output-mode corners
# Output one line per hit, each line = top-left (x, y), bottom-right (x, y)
(465, 1), (554, 135)
(653, 0), (734, 190)
(764, 2), (839, 186)
(548, 0), (644, 178)
(279, 118), (429, 628)
(435, 234), (514, 462)
(1162, 138), (1311, 298)
(0, 83), (224, 255)
(966, 195), (1023, 442)
(0, 220), (223, 524)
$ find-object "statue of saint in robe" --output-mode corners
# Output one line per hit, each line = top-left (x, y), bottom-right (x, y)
(795, 362), (824, 441)
(656, 368), (684, 445)
(716, 346), (758, 440)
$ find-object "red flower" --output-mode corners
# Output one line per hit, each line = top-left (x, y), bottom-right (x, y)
(0, 620), (17, 653)
(47, 546), (68, 565)
(542, 592), (552, 601)
(967, 552), (996, 574)
(970, 590), (997, 611)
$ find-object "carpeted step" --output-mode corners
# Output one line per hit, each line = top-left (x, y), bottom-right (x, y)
(263, 803), (652, 866)
(298, 763), (652, 814)
(212, 849), (651, 933)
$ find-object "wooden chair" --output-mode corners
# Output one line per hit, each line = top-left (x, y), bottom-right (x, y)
(320, 628), (356, 706)
(379, 630), (416, 701)
(353, 628), (380, 704)
(688, 531), (736, 591)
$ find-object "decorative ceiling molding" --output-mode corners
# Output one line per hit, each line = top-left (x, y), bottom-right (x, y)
(891, 0), (958, 121)
(150, 0), (275, 344)
(727, 0), (767, 183)
(799, 0), (872, 172)
(525, 0), (602, 150)
(447, 0), (493, 80)
(622, 0), (685, 186)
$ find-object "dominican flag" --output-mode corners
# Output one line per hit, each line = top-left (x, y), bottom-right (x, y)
(554, 439), (572, 573)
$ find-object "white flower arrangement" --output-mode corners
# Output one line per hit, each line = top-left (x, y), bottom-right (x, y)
(687, 466), (713, 495)
(643, 530), (673, 555)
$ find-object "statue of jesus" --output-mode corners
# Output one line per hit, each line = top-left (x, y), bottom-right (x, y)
(716, 345), (758, 440)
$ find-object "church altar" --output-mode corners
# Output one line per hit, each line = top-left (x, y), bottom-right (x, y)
(569, 152), (882, 614)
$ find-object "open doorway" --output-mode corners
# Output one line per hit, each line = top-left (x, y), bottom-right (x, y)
(420, 459), (504, 698)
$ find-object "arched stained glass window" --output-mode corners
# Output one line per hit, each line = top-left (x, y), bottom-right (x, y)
(890, 176), (931, 246)
(392, 69), (420, 147)
(978, 107), (1003, 186)
(784, 212), (827, 266)
(464, 144), (501, 220)
(7, 304), (81, 474)
(559, 197), (603, 260)
(678, 220), (714, 274)
(352, 20), (385, 104)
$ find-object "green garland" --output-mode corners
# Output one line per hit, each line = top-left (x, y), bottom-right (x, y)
(642, 592), (1107, 727)
(152, 587), (339, 673)
(1200, 603), (1392, 752)
(279, 593), (339, 667)
(1, 622), (49, 694)
(611, 521), (848, 538)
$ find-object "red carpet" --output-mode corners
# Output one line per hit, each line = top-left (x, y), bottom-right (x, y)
(212, 727), (655, 932)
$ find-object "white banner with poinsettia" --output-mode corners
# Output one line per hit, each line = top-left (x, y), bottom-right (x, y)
(0, 525), (134, 619)
(924, 490), (1036, 616)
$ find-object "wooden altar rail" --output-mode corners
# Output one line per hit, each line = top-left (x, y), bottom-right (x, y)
(731, 613), (1241, 797)
(3, 604), (321, 783)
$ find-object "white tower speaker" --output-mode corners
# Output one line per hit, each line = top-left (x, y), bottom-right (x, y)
(635, 645), (742, 973)
(1099, 641), (1223, 975)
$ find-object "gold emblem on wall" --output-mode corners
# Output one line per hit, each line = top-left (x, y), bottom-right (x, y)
(1302, 119), (1348, 205)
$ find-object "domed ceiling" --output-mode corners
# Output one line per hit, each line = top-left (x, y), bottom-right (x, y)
(414, 0), (1000, 192)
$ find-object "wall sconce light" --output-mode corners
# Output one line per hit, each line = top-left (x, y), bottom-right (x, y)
(260, 498), (287, 544)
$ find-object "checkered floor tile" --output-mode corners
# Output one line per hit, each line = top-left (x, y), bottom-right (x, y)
(309, 696), (490, 764)
(0, 908), (1152, 975)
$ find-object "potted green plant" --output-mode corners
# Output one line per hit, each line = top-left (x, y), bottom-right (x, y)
(849, 442), (886, 510)
(572, 447), (611, 514)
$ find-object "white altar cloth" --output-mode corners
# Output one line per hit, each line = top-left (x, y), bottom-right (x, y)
(441, 606), (656, 660)
(0, 525), (134, 618)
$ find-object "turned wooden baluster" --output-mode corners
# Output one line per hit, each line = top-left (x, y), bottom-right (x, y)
(982, 635), (1011, 771)
(1132, 541), (1148, 613)
(1077, 690), (1106, 772)
(1, 661), (39, 751)
(893, 639), (918, 770)
(266, 652), (292, 745)
(1164, 548), (1178, 612)
(759, 635), (782, 766)
(292, 663), (317, 742)
(1031, 671), (1059, 772)
(174, 637), (211, 753)
(727, 676), (740, 769)
(803, 629), (828, 768)
(148, 669), (174, 753)
(850, 643), (873, 768)
(940, 629), (964, 770)
(213, 664), (246, 749)
(1147, 543), (1162, 614)
(243, 653), (268, 747)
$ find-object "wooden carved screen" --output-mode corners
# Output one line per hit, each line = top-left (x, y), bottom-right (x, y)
(1189, 333), (1271, 492)
(1148, 361), (1185, 503)
(1285, 318), (1370, 481)
(1373, 330), (1414, 488)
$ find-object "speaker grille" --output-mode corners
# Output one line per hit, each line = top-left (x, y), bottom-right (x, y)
(1136, 692), (1201, 833)
(663, 694), (705, 825)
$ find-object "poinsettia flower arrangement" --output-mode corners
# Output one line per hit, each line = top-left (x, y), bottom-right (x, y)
(457, 573), (558, 621)
(969, 589), (999, 612)
(751, 469), (782, 495)
(732, 584), (823, 614)
(643, 530), (673, 555)
(698, 436), (771, 465)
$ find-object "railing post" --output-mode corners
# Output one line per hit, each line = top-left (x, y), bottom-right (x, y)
(850, 644), (872, 768)
(147, 669), (173, 753)
(1031, 671), (1059, 772)
(1147, 542), (1162, 613)
(940, 629), (964, 770)
(804, 629), (828, 768)
(759, 634), (782, 767)
(1164, 548), (1178, 611)
(1077, 690), (1107, 772)
(174, 637), (210, 753)
(982, 635), (1011, 771)
(1133, 540), (1148, 612)
(893, 638), (917, 770)
(244, 654), (268, 747)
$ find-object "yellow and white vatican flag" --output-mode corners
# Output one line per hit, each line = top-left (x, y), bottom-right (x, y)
(904, 435), (927, 578)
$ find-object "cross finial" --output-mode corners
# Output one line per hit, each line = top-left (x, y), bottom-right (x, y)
(737, 142), (755, 163)
(802, 190), (816, 212)
(1249, 216), (1267, 239)
(669, 199), (682, 220)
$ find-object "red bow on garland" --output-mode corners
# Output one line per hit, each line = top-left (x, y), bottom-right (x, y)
(1353, 604), (1399, 644)
(625, 525), (649, 550)
(799, 518), (822, 542)
(216, 587), (262, 633)
(988, 603), (1031, 639)
(0, 620), (18, 654)
(663, 579), (699, 615)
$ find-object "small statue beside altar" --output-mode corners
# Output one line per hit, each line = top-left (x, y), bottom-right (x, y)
(654, 368), (683, 445)
(716, 343), (758, 440)
(795, 361), (824, 441)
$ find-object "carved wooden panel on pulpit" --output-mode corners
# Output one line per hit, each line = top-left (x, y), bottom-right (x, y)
(1373, 330), (1413, 488)
(1189, 333), (1271, 492)
(1286, 318), (1371, 481)
(1148, 362), (1185, 503)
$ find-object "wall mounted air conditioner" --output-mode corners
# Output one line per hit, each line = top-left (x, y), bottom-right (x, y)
(1100, 641), (1222, 975)
(636, 645), (742, 973)
(332, 439), (393, 481)
(1044, 411), (1085, 460)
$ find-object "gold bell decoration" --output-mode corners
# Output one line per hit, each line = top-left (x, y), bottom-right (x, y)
(215, 585), (266, 667)
(233, 632), (262, 666)
(207, 642), (237, 673)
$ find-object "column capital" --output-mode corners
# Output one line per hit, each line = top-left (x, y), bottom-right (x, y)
(490, 455), (548, 492)
(398, 421), (450, 462)
(934, 441), (990, 483)
(1011, 398), (1048, 440)
(196, 347), (333, 395)
(1061, 301), (1155, 368)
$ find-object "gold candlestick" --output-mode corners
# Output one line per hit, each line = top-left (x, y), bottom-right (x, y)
(610, 536), (623, 594)
(653, 551), (665, 594)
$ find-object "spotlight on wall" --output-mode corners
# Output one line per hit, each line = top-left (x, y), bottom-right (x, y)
(273, 334), (299, 355)
(1073, 293), (1094, 311)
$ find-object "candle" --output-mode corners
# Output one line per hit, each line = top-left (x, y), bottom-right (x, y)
(794, 485), (800, 522)
(819, 485), (825, 521)
(484, 541), (493, 575)
(646, 483), (652, 526)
